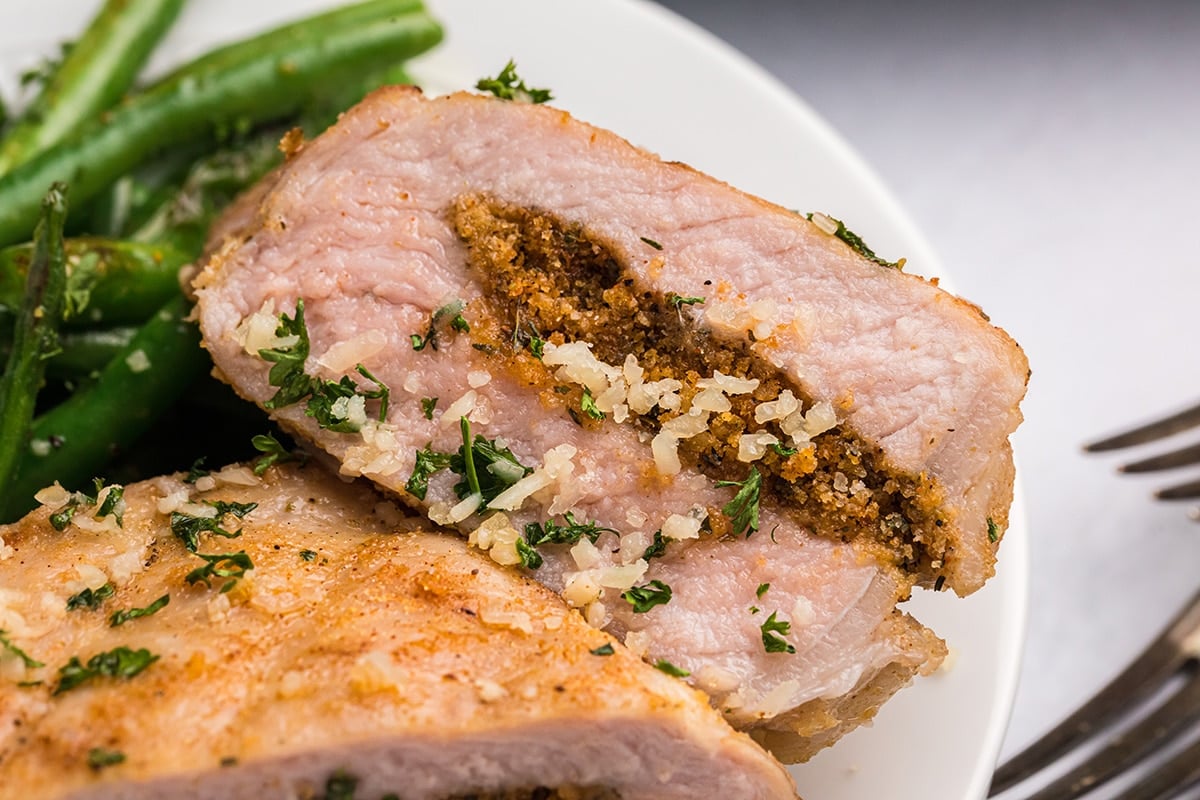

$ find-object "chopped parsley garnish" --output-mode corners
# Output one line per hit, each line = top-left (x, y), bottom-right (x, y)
(756, 582), (770, 599)
(524, 512), (617, 548)
(476, 59), (553, 104)
(421, 397), (438, 419)
(515, 538), (543, 570)
(67, 583), (114, 611)
(170, 507), (245, 553)
(259, 300), (391, 431)
(760, 612), (795, 654)
(654, 659), (690, 678)
(184, 458), (210, 484)
(640, 236), (663, 250)
(87, 747), (126, 770)
(49, 478), (123, 530)
(185, 551), (253, 593)
(0, 629), (44, 669)
(622, 580), (673, 613)
(770, 442), (799, 457)
(589, 643), (615, 656)
(251, 432), (297, 476)
(641, 529), (668, 561)
(54, 646), (159, 694)
(987, 517), (999, 543)
(404, 445), (454, 500)
(209, 500), (258, 518)
(109, 594), (169, 627)
(453, 417), (532, 502)
(717, 466), (762, 538)
(404, 419), (532, 505)
(580, 387), (605, 421)
(513, 319), (546, 360)
(806, 212), (904, 269)
(666, 292), (705, 308)
(94, 484), (124, 525)
(299, 549), (317, 562)
(749, 606), (760, 615)
(410, 300), (470, 352)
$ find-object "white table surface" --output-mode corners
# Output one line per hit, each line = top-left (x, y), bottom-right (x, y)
(655, 0), (1200, 777)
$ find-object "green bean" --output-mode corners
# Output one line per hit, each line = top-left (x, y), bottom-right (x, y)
(0, 183), (68, 494)
(0, 0), (443, 247)
(0, 237), (188, 326)
(47, 326), (138, 379)
(0, 325), (136, 380)
(0, 0), (186, 175)
(1, 295), (207, 520)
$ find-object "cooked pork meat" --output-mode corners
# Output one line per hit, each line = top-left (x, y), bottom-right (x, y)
(0, 463), (797, 800)
(191, 87), (1020, 757)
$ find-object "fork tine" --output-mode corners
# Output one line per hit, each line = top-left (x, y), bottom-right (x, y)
(1120, 441), (1200, 473)
(1085, 401), (1200, 452)
(1156, 476), (1200, 500)
(1018, 671), (1200, 800)
(1111, 734), (1200, 800)
(989, 588), (1200, 796)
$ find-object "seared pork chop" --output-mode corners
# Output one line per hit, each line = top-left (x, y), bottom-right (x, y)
(0, 463), (796, 800)
(191, 88), (1022, 757)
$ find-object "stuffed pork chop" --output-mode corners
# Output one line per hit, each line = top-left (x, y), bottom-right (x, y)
(193, 86), (1022, 758)
(0, 462), (796, 800)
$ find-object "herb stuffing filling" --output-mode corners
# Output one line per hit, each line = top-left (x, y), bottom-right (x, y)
(450, 193), (949, 575)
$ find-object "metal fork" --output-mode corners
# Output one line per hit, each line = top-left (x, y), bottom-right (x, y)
(989, 403), (1200, 800)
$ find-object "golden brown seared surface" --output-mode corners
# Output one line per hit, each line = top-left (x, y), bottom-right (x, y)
(0, 464), (796, 800)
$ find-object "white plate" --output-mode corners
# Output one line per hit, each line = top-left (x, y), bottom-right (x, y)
(0, 2), (1028, 797)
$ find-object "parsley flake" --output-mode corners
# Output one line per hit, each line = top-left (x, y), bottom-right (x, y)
(515, 538), (543, 570)
(654, 659), (690, 678)
(717, 466), (762, 538)
(0, 629), (44, 669)
(251, 432), (298, 475)
(87, 747), (126, 770)
(524, 512), (617, 548)
(405, 420), (533, 505)
(421, 397), (438, 419)
(66, 583), (114, 611)
(476, 59), (553, 104)
(259, 301), (391, 431)
(641, 529), (668, 561)
(756, 582), (770, 599)
(54, 646), (158, 694)
(184, 458), (210, 484)
(186, 551), (253, 593)
(299, 549), (317, 562)
(411, 300), (470, 353)
(109, 594), (169, 627)
(770, 442), (799, 457)
(806, 212), (905, 269)
(580, 387), (605, 421)
(760, 611), (795, 654)
(589, 643), (615, 656)
(321, 771), (359, 800)
(666, 292), (705, 309)
(987, 517), (999, 543)
(622, 580), (672, 613)
(640, 236), (663, 250)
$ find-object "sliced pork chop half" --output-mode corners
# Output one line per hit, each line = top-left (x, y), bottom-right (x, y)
(199, 87), (1027, 596)
(0, 463), (796, 800)
(192, 88), (978, 757)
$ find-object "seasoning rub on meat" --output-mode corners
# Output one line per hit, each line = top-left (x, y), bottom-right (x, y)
(0, 463), (797, 800)
(194, 87), (1026, 759)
